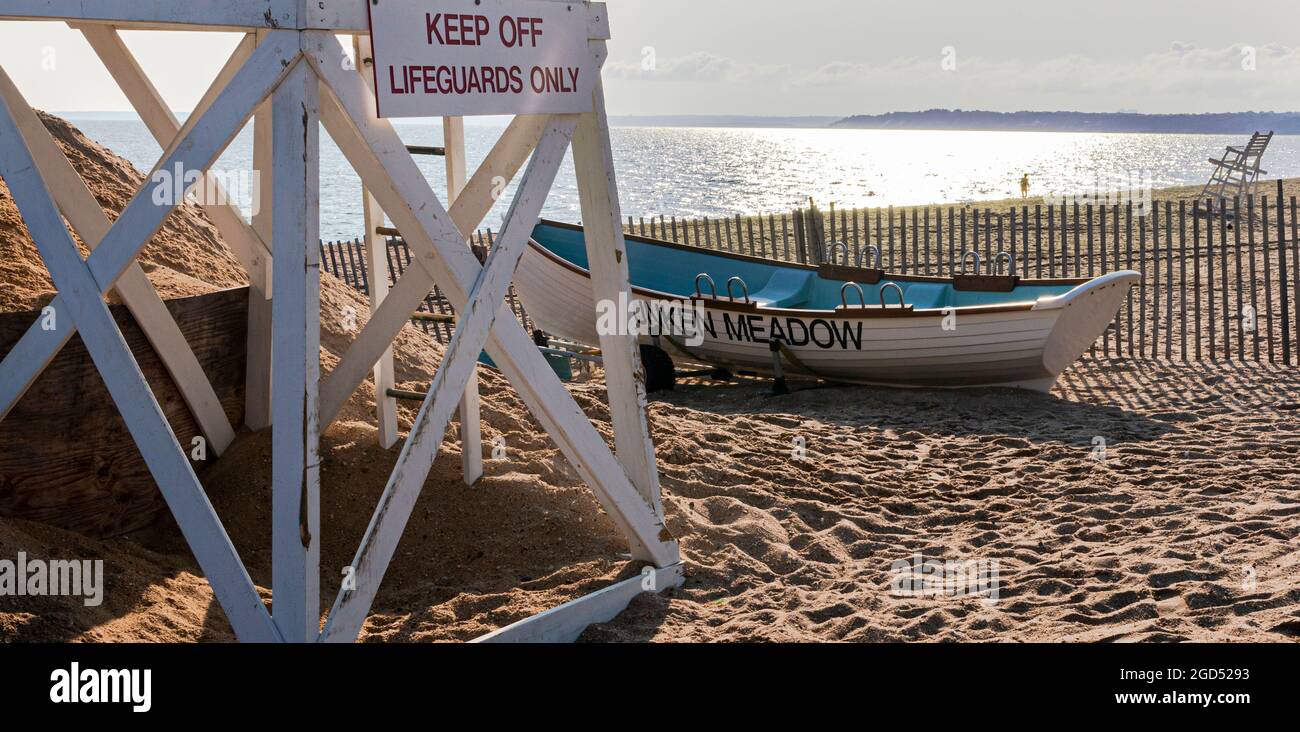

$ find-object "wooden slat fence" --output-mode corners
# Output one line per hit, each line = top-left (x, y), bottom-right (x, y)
(318, 229), (533, 343)
(620, 182), (1300, 365)
(321, 180), (1300, 366)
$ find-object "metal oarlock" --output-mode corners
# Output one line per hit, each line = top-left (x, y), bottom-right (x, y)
(961, 250), (982, 274)
(840, 281), (867, 308)
(829, 241), (850, 265)
(726, 275), (751, 303)
(694, 272), (717, 298)
(856, 245), (882, 270)
(768, 337), (789, 395)
(880, 282), (906, 308)
(994, 251), (1016, 276)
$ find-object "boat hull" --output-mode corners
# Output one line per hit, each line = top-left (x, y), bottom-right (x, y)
(515, 229), (1138, 392)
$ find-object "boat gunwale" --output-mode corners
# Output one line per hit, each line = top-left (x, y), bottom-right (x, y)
(528, 221), (1085, 320)
(538, 218), (1090, 288)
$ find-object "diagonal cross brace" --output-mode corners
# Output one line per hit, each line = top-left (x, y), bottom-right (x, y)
(76, 24), (273, 295)
(0, 65), (236, 453)
(320, 117), (578, 642)
(304, 32), (678, 568)
(316, 112), (548, 429)
(0, 33), (300, 433)
(0, 71), (280, 644)
(82, 33), (297, 294)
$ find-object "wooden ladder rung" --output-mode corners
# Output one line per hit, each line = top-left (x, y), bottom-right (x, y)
(386, 388), (427, 402)
(411, 311), (456, 324)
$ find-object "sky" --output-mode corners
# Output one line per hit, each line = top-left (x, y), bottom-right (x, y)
(0, 0), (1296, 117)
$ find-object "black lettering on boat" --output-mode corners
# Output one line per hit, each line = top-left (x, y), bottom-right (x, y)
(747, 314), (766, 342)
(809, 319), (836, 348)
(723, 312), (752, 341)
(769, 317), (787, 344)
(839, 320), (864, 350)
(784, 318), (810, 346)
(702, 312), (718, 339)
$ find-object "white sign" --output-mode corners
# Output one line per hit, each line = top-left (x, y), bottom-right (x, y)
(367, 0), (595, 118)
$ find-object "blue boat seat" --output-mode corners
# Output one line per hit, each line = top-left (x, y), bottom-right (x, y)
(895, 282), (950, 309)
(748, 269), (815, 308)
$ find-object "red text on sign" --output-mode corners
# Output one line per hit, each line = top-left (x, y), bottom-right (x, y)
(426, 13), (491, 46)
(499, 16), (544, 48)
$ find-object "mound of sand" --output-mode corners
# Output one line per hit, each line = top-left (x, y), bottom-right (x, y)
(0, 111), (249, 310)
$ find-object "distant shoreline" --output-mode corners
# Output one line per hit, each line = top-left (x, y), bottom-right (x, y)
(54, 110), (1300, 135)
(609, 112), (1300, 134)
(832, 110), (1300, 135)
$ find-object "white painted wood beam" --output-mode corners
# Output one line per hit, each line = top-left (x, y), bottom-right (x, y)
(4, 0), (610, 35)
(0, 65), (236, 454)
(352, 33), (398, 448)
(472, 563), (684, 643)
(270, 57), (322, 643)
(320, 117), (577, 643)
(443, 114), (484, 487)
(0, 82), (278, 643)
(76, 24), (272, 295)
(304, 32), (677, 569)
(1, 1), (298, 30)
(571, 41), (663, 515)
(245, 64), (275, 431)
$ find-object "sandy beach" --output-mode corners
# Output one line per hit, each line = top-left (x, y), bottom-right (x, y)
(3, 350), (1297, 642)
(2, 112), (1297, 643)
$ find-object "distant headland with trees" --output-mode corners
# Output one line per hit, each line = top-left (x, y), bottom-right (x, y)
(831, 109), (1300, 134)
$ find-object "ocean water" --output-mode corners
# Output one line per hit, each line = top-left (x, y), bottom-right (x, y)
(65, 116), (1300, 242)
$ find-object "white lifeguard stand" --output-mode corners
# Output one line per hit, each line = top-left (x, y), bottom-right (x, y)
(0, 0), (681, 643)
(1200, 131), (1273, 212)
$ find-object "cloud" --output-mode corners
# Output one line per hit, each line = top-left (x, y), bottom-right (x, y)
(604, 43), (1300, 113)
(606, 50), (789, 83)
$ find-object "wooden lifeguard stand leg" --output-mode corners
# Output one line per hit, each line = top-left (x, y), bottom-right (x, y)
(353, 34), (399, 448)
(352, 38), (480, 485)
(444, 115), (485, 487)
(268, 57), (322, 643)
(573, 43), (662, 513)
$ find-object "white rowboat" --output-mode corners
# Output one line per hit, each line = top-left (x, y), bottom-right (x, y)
(515, 220), (1139, 392)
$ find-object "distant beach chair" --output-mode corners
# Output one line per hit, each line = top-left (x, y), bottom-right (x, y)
(1200, 131), (1272, 212)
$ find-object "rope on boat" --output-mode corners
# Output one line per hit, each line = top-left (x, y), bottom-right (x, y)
(768, 338), (789, 394)
(774, 340), (821, 378)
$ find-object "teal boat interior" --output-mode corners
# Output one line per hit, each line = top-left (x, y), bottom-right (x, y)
(532, 220), (1082, 311)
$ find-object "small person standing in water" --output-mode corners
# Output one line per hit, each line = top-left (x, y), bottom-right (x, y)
(1019, 173), (1030, 199)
